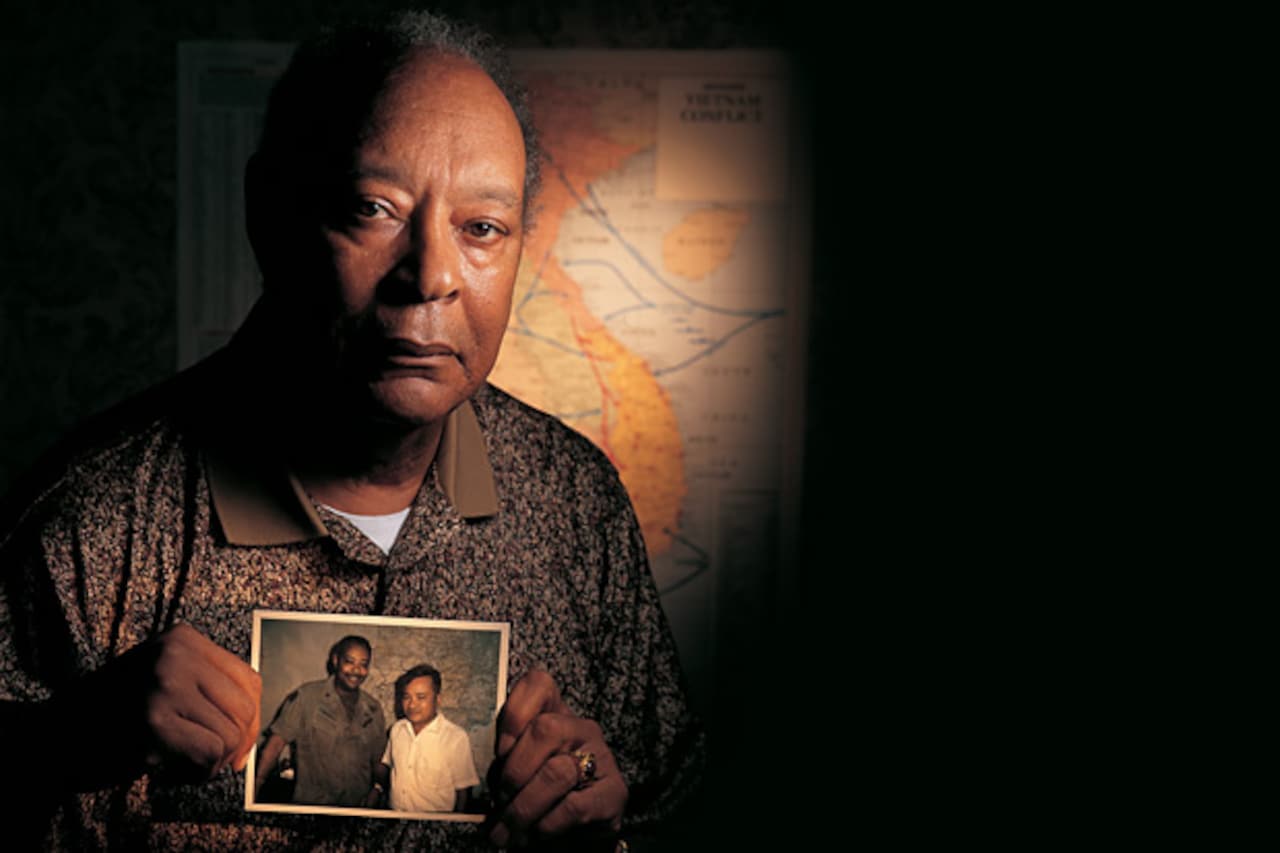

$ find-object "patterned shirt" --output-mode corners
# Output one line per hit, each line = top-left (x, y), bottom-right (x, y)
(0, 335), (703, 850)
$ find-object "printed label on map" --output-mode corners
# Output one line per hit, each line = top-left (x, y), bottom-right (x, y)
(657, 77), (788, 202)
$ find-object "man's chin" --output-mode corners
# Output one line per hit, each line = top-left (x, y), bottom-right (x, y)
(364, 377), (466, 426)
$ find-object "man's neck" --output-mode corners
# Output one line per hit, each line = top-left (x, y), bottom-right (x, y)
(411, 714), (436, 735)
(334, 679), (360, 717)
(296, 419), (445, 515)
(230, 300), (449, 515)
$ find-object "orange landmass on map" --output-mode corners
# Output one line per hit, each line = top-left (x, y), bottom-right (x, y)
(662, 207), (750, 280)
(491, 75), (685, 555)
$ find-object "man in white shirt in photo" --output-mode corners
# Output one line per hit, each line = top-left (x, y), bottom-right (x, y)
(372, 664), (480, 813)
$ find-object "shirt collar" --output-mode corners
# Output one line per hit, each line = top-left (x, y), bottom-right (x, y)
(395, 712), (447, 736)
(205, 398), (498, 546)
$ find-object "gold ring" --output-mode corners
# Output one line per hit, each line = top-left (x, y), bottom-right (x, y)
(572, 750), (597, 789)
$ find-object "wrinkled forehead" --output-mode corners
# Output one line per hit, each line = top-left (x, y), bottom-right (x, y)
(262, 47), (519, 177)
(380, 50), (507, 107)
(354, 51), (523, 155)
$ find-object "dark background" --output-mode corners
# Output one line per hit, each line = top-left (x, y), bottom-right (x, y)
(1, 0), (840, 846)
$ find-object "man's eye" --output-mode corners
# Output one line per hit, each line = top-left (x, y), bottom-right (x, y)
(464, 221), (505, 240)
(355, 200), (388, 219)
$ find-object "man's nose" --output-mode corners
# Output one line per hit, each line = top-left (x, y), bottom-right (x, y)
(386, 211), (460, 304)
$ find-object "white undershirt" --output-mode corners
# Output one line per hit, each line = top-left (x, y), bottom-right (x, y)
(322, 505), (411, 554)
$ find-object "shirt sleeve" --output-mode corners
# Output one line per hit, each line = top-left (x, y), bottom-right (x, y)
(380, 729), (392, 767)
(369, 703), (388, 770)
(451, 728), (480, 790)
(0, 461), (184, 840)
(1, 484), (91, 843)
(1, 478), (138, 704)
(266, 688), (304, 743)
(0, 509), (71, 705)
(572, 460), (706, 831)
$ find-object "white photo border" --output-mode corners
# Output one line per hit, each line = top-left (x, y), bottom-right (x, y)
(245, 609), (510, 822)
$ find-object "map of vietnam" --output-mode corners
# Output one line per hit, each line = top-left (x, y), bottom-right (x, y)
(490, 74), (687, 558)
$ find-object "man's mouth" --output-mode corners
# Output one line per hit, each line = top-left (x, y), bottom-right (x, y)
(366, 338), (459, 374)
(386, 338), (456, 359)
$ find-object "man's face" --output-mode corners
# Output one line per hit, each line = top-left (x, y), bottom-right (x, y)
(331, 643), (370, 692)
(400, 675), (439, 729)
(279, 52), (526, 425)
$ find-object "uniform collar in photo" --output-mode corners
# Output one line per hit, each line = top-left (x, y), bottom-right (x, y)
(205, 399), (499, 546)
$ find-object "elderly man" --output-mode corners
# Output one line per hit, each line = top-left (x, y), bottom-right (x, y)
(0, 10), (700, 851)
(255, 635), (387, 807)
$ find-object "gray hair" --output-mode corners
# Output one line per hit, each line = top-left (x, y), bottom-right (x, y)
(256, 9), (541, 220)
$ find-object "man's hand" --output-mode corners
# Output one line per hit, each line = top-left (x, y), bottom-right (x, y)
(489, 669), (627, 849)
(365, 786), (384, 809)
(55, 623), (261, 790)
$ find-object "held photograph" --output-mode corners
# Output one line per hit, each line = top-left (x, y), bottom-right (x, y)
(246, 610), (509, 822)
